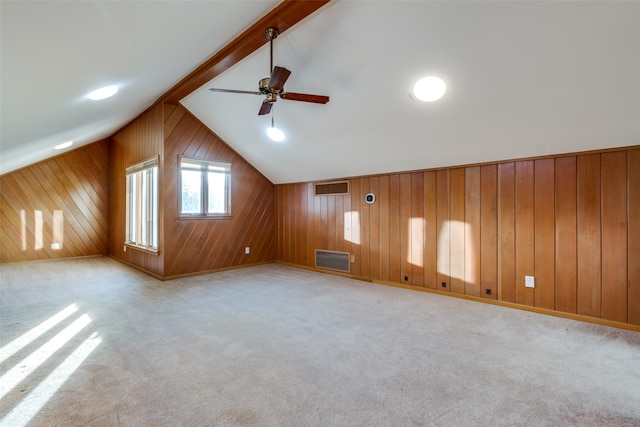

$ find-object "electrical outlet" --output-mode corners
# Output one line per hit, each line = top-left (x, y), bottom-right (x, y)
(441, 282), (447, 288)
(245, 246), (250, 255)
(485, 288), (492, 295)
(350, 254), (355, 263)
(525, 275), (535, 288)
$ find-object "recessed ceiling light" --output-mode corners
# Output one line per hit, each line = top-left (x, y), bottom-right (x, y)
(87, 85), (118, 101)
(413, 76), (446, 102)
(54, 141), (73, 150)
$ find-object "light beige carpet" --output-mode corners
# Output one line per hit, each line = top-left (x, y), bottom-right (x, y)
(1, 257), (639, 426)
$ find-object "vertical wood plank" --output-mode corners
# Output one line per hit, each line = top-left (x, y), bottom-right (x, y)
(360, 177), (371, 278)
(369, 176), (381, 280)
(534, 159), (555, 310)
(424, 171), (438, 289)
(601, 151), (627, 322)
(480, 165), (498, 299)
(577, 153), (602, 317)
(350, 178), (361, 277)
(555, 156), (577, 313)
(378, 175), (390, 282)
(629, 149), (640, 325)
(498, 163), (516, 303)
(515, 161), (535, 306)
(341, 188), (351, 268)
(389, 175), (401, 282)
(307, 183), (316, 267)
(335, 192), (345, 254)
(436, 169), (451, 291)
(411, 172), (425, 287)
(450, 168), (465, 294)
(399, 173), (412, 283)
(327, 194), (336, 251)
(465, 166), (481, 297)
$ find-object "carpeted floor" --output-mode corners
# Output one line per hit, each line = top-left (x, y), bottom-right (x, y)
(1, 257), (639, 426)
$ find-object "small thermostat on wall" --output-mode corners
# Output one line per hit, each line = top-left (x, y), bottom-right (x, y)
(365, 193), (375, 204)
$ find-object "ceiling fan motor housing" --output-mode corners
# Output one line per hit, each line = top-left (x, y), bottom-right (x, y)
(259, 77), (271, 94)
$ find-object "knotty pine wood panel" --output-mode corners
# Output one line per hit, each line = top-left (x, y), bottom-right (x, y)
(162, 105), (274, 277)
(498, 163), (516, 303)
(411, 172), (425, 287)
(601, 151), (627, 323)
(577, 154), (602, 317)
(1, 140), (110, 263)
(436, 170), (451, 291)
(423, 171), (438, 289)
(480, 165), (498, 300)
(110, 103), (164, 276)
(628, 149), (640, 325)
(465, 166), (481, 297)
(554, 156), (577, 313)
(534, 159), (555, 310)
(515, 161), (535, 306)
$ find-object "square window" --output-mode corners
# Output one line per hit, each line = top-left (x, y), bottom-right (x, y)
(180, 158), (230, 216)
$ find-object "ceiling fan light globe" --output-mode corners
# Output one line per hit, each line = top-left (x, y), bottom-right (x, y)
(413, 76), (446, 102)
(267, 126), (285, 142)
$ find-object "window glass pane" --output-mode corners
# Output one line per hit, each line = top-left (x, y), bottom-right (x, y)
(125, 160), (159, 251)
(141, 170), (148, 246)
(207, 171), (227, 214)
(151, 167), (158, 247)
(181, 169), (202, 214)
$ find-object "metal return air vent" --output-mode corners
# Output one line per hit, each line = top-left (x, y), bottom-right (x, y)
(315, 250), (350, 273)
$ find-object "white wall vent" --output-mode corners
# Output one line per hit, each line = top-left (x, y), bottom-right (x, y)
(315, 249), (350, 273)
(314, 180), (349, 196)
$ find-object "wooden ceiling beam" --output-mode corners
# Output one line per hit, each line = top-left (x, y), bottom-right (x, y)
(161, 0), (331, 104)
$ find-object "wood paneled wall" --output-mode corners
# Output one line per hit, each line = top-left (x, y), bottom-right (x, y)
(275, 147), (640, 327)
(162, 104), (274, 278)
(109, 103), (165, 276)
(1, 140), (110, 263)
(109, 103), (274, 278)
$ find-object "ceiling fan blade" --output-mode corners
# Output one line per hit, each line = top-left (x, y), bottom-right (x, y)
(209, 88), (261, 95)
(258, 100), (273, 116)
(269, 66), (291, 92)
(280, 92), (330, 104)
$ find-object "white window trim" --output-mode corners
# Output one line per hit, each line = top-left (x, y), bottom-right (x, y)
(125, 157), (159, 252)
(178, 156), (231, 218)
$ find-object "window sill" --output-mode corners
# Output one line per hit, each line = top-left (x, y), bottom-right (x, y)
(124, 243), (160, 256)
(178, 214), (232, 221)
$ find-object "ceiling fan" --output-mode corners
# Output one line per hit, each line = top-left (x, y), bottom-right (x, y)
(209, 27), (329, 115)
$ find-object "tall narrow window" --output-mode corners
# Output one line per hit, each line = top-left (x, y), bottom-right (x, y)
(180, 158), (231, 216)
(126, 158), (158, 251)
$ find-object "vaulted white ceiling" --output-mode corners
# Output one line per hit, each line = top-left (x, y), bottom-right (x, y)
(2, 1), (639, 183)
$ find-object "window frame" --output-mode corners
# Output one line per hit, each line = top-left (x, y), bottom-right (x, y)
(178, 156), (231, 219)
(125, 156), (159, 253)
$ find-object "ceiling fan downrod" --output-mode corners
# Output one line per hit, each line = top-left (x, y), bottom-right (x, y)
(265, 27), (279, 75)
